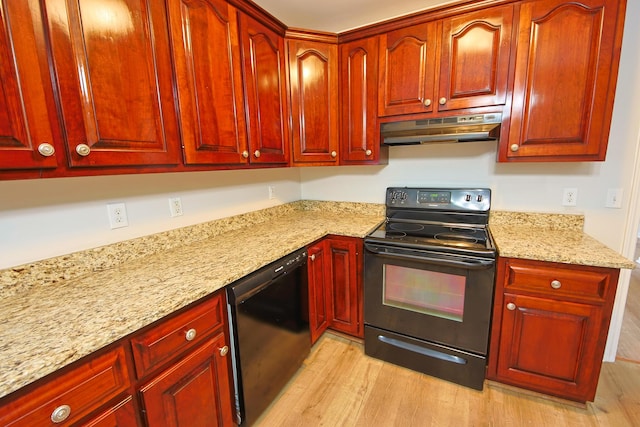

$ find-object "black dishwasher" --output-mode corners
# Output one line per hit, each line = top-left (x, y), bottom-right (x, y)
(227, 248), (310, 426)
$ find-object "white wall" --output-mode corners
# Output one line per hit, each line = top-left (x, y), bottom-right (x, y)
(0, 168), (301, 269)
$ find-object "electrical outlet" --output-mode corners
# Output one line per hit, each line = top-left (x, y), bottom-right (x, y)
(169, 197), (183, 217)
(107, 203), (128, 229)
(268, 185), (276, 200)
(562, 188), (578, 207)
(605, 188), (623, 208)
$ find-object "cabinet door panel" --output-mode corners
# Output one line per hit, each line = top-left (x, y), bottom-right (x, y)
(307, 243), (330, 344)
(503, 0), (624, 160)
(140, 333), (234, 427)
(168, 0), (247, 165)
(240, 15), (289, 164)
(327, 238), (362, 337)
(496, 293), (603, 400)
(288, 40), (338, 165)
(378, 23), (438, 116)
(439, 5), (514, 111)
(45, 0), (180, 167)
(0, 0), (59, 169)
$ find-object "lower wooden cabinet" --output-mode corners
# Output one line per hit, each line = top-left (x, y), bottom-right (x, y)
(487, 257), (620, 402)
(83, 396), (138, 427)
(308, 236), (363, 343)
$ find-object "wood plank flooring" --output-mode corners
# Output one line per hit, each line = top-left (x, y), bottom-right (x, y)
(256, 333), (640, 427)
(616, 243), (640, 362)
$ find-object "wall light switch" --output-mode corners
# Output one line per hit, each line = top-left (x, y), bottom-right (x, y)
(605, 188), (623, 208)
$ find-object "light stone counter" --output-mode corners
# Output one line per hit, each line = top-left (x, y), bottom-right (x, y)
(489, 211), (635, 269)
(0, 201), (384, 400)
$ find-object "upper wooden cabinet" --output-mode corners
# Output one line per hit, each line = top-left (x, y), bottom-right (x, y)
(339, 36), (387, 165)
(500, 0), (626, 161)
(167, 0), (248, 165)
(0, 1), (60, 170)
(43, 0), (181, 167)
(287, 36), (339, 165)
(239, 14), (290, 165)
(378, 5), (515, 117)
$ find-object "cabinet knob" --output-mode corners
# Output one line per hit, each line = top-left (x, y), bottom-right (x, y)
(219, 345), (229, 357)
(331, 151), (337, 158)
(439, 97), (447, 105)
(37, 143), (55, 157)
(423, 98), (432, 107)
(242, 150), (249, 158)
(510, 144), (519, 152)
(75, 144), (91, 157)
(506, 302), (516, 311)
(310, 254), (316, 261)
(254, 150), (261, 158)
(51, 404), (71, 423)
(185, 328), (197, 341)
(365, 149), (372, 156)
(550, 280), (562, 289)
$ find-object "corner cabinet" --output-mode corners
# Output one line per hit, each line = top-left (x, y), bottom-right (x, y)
(378, 4), (514, 117)
(487, 257), (620, 402)
(500, 0), (626, 161)
(339, 36), (388, 165)
(308, 236), (363, 344)
(43, 0), (181, 168)
(287, 34), (339, 166)
(0, 0), (61, 171)
(167, 0), (248, 166)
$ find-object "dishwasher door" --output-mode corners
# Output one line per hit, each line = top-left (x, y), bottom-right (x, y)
(227, 248), (310, 426)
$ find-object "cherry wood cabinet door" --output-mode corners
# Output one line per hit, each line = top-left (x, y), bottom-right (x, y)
(43, 0), (180, 167)
(287, 39), (339, 165)
(140, 333), (234, 427)
(82, 396), (139, 427)
(501, 0), (626, 161)
(307, 242), (330, 344)
(327, 237), (363, 338)
(0, 0), (60, 170)
(239, 14), (289, 165)
(438, 5), (514, 112)
(339, 37), (381, 164)
(494, 293), (603, 402)
(378, 22), (438, 117)
(168, 0), (248, 165)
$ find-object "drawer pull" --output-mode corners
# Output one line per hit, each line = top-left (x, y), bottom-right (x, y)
(242, 150), (249, 158)
(310, 254), (316, 261)
(439, 97), (447, 105)
(75, 144), (91, 156)
(254, 150), (261, 158)
(51, 404), (71, 423)
(219, 345), (229, 357)
(506, 302), (516, 311)
(550, 280), (562, 289)
(185, 328), (197, 341)
(365, 149), (372, 156)
(423, 98), (432, 107)
(38, 143), (55, 157)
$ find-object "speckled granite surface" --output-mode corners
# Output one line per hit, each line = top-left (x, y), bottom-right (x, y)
(489, 211), (635, 269)
(0, 201), (384, 399)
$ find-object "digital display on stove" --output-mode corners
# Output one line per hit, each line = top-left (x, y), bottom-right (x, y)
(417, 191), (451, 204)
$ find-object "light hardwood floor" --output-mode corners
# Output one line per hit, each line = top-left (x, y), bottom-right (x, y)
(256, 333), (640, 427)
(616, 243), (640, 362)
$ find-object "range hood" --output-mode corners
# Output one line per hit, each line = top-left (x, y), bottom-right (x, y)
(381, 113), (502, 145)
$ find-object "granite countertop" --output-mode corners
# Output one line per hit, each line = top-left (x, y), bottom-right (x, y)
(0, 203), (634, 401)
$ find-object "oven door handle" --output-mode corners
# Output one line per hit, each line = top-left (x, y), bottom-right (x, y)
(364, 243), (494, 270)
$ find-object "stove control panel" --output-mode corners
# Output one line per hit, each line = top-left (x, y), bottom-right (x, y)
(386, 187), (491, 212)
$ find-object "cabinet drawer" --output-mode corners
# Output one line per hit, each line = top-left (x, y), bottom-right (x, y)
(0, 345), (130, 426)
(504, 259), (613, 303)
(131, 293), (226, 378)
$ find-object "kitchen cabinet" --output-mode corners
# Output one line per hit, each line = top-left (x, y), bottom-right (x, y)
(287, 34), (339, 165)
(378, 5), (514, 117)
(339, 36), (387, 165)
(239, 13), (290, 165)
(487, 257), (620, 402)
(134, 292), (234, 426)
(43, 0), (181, 168)
(499, 0), (626, 161)
(308, 236), (363, 343)
(0, 345), (134, 426)
(167, 0), (249, 166)
(0, 0), (61, 170)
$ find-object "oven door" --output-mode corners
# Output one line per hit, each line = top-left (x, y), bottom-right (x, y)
(363, 242), (495, 355)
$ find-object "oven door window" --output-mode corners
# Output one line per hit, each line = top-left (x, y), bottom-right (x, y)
(383, 264), (466, 322)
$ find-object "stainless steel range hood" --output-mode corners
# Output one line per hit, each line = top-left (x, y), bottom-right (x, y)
(381, 113), (502, 145)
